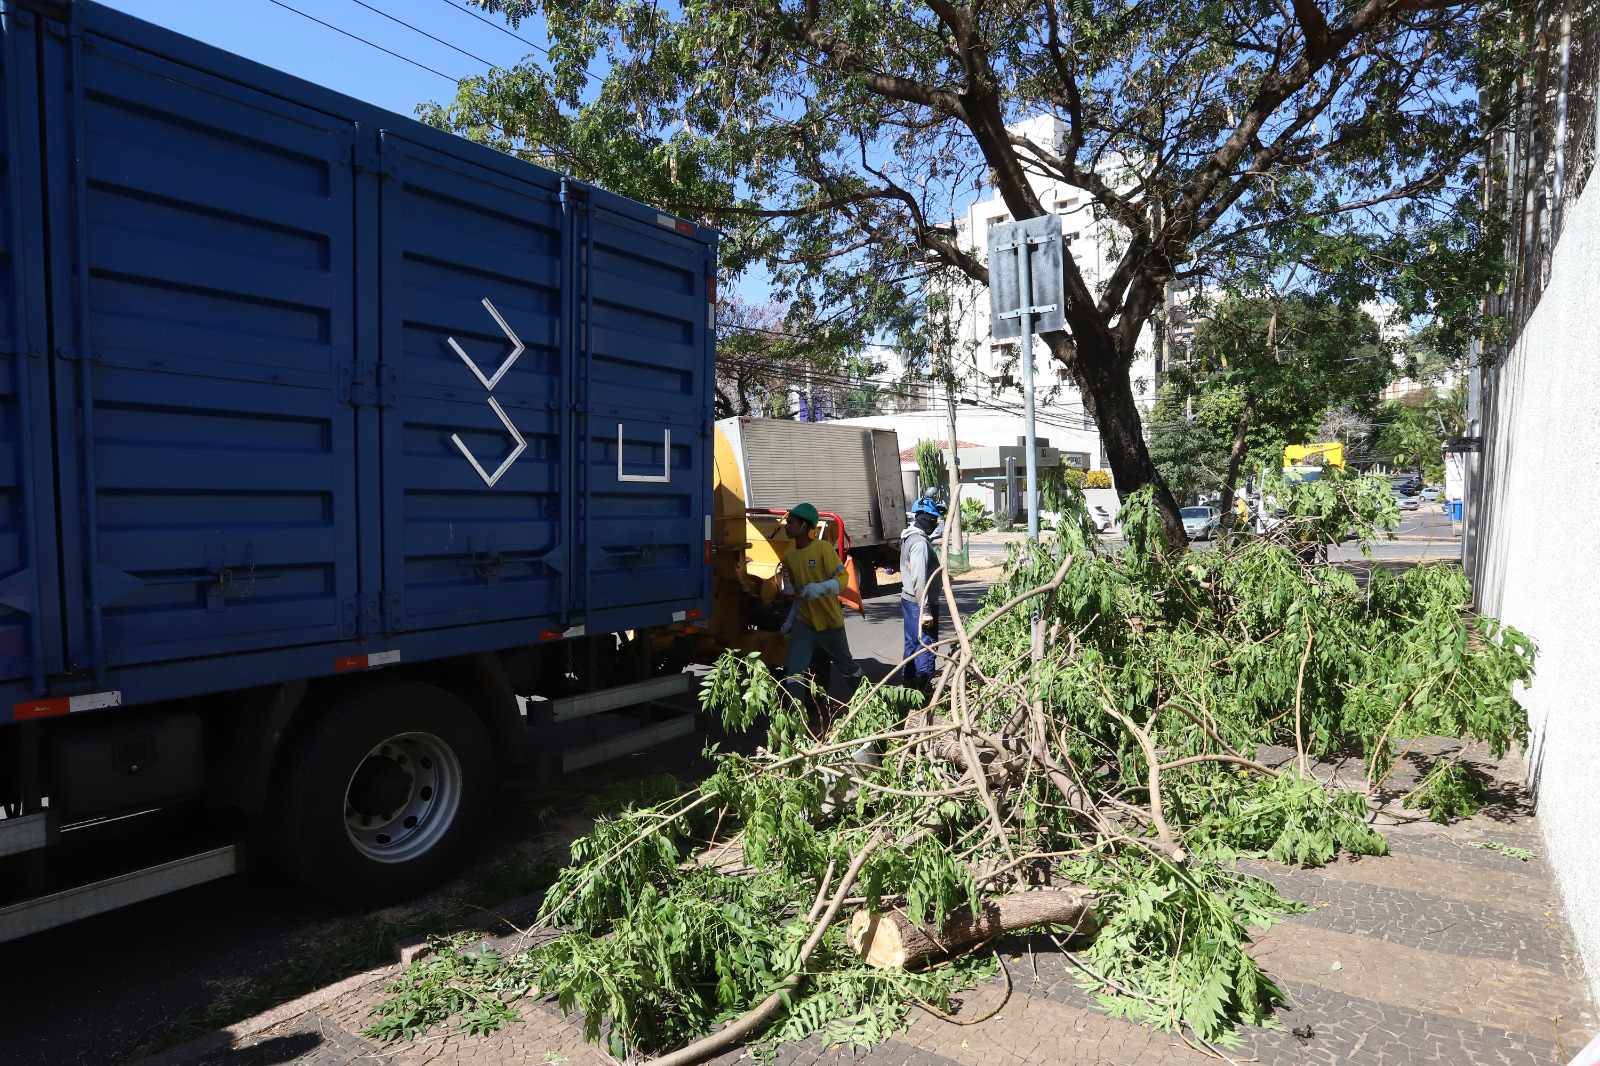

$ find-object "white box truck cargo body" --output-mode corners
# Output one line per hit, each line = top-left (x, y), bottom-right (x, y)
(716, 418), (907, 590)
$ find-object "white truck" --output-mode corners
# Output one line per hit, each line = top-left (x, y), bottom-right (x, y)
(715, 418), (908, 593)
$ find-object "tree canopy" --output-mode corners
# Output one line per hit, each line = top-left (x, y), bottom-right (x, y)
(714, 297), (890, 419)
(1149, 293), (1389, 507)
(427, 0), (1517, 542)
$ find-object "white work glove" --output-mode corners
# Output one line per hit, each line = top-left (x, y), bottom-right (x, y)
(780, 599), (799, 636)
(800, 578), (841, 601)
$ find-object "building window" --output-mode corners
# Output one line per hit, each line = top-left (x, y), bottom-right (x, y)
(1056, 198), (1079, 213)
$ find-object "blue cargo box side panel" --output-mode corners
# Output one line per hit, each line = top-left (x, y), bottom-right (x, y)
(0, 7), (66, 697)
(0, 0), (714, 723)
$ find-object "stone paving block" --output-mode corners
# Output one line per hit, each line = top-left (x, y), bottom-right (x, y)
(1247, 919), (1591, 1044)
(1264, 978), (1568, 1066)
(1251, 866), (1572, 970)
(1241, 848), (1558, 916)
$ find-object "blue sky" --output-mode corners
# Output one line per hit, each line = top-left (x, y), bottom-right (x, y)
(100, 1), (779, 302)
(99, 0), (541, 121)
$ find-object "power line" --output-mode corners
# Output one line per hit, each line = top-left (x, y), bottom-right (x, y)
(434, 0), (546, 52)
(430, 0), (615, 91)
(343, 0), (495, 67)
(262, 0), (461, 83)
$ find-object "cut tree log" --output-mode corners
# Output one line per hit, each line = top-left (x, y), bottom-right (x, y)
(847, 888), (1098, 970)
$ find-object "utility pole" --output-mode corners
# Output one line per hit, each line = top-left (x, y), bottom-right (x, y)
(945, 373), (962, 546)
(931, 287), (961, 544)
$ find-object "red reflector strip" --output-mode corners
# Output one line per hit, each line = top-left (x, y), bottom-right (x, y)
(334, 649), (402, 672)
(676, 219), (695, 235)
(14, 690), (121, 720)
(540, 625), (587, 642)
(538, 630), (564, 642)
(707, 276), (717, 303)
(671, 608), (704, 622)
(704, 539), (712, 565)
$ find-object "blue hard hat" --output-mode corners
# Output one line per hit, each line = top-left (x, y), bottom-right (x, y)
(912, 495), (943, 517)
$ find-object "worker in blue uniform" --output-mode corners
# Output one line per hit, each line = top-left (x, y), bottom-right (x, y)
(898, 495), (944, 691)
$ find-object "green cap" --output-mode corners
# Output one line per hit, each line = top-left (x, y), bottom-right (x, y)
(787, 502), (820, 527)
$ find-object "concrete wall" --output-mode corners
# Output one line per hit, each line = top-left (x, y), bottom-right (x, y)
(1468, 161), (1600, 1006)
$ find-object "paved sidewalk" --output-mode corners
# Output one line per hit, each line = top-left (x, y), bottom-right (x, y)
(193, 741), (1594, 1066)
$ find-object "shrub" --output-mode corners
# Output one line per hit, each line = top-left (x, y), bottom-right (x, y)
(960, 496), (994, 533)
(1060, 468), (1114, 490)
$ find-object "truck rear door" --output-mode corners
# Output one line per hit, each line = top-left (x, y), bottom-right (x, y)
(579, 203), (714, 633)
(871, 430), (907, 538)
(374, 132), (570, 634)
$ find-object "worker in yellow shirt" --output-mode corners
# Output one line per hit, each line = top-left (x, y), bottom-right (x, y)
(779, 503), (864, 703)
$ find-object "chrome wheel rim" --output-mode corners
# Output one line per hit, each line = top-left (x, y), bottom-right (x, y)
(343, 731), (462, 863)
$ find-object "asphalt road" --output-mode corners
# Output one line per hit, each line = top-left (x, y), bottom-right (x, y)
(965, 501), (1462, 565)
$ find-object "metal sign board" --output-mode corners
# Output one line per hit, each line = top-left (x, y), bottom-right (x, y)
(987, 214), (1066, 339)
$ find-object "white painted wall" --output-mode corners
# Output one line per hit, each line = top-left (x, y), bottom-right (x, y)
(1468, 165), (1600, 1007)
(825, 410), (1104, 466)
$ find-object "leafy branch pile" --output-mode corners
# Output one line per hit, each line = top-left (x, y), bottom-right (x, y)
(368, 475), (1534, 1061)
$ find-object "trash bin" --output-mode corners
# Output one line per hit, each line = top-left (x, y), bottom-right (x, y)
(935, 536), (972, 576)
(1448, 499), (1463, 522)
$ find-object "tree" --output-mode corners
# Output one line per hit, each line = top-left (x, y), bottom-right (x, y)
(1146, 413), (1228, 504)
(432, 0), (1514, 545)
(1160, 293), (1389, 524)
(913, 439), (946, 500)
(1373, 386), (1464, 482)
(714, 296), (882, 419)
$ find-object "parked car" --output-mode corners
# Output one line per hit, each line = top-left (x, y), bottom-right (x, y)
(1041, 506), (1114, 533)
(1394, 492), (1421, 511)
(1181, 506), (1221, 540)
(1393, 477), (1422, 496)
(1420, 486), (1443, 501)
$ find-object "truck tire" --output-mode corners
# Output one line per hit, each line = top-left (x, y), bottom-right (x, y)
(852, 550), (880, 596)
(271, 682), (495, 905)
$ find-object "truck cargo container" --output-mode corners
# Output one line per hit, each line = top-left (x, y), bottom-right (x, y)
(0, 0), (714, 937)
(714, 417), (905, 592)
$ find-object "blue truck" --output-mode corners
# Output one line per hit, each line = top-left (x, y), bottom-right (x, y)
(0, 0), (715, 936)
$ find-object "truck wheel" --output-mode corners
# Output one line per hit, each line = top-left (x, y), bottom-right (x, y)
(852, 551), (879, 596)
(272, 682), (494, 905)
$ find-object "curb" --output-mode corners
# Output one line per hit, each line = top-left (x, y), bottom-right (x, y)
(133, 888), (551, 1066)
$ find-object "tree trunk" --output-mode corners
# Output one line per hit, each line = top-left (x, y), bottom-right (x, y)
(847, 889), (1098, 970)
(1045, 331), (1186, 548)
(1217, 394), (1258, 533)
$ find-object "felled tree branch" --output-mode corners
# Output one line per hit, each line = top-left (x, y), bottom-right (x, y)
(848, 889), (1099, 970)
(647, 833), (884, 1066)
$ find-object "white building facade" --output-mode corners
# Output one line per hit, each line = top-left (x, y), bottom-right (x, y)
(936, 115), (1160, 435)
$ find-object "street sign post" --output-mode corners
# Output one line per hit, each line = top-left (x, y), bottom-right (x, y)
(987, 214), (1065, 542)
(989, 214), (1065, 663)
